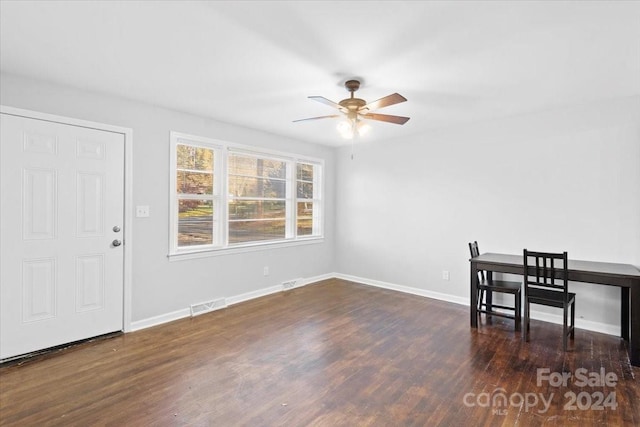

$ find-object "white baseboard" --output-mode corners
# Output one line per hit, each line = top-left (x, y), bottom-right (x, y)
(225, 284), (283, 306)
(298, 273), (336, 286)
(130, 272), (620, 337)
(226, 273), (334, 305)
(130, 308), (191, 332)
(529, 309), (619, 336)
(334, 273), (470, 306)
(130, 273), (333, 332)
(335, 273), (620, 337)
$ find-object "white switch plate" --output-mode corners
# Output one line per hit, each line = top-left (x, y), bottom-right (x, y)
(136, 205), (150, 217)
(442, 270), (450, 281)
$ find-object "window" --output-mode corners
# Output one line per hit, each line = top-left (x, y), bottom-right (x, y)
(228, 152), (288, 244)
(175, 142), (220, 247)
(170, 132), (323, 256)
(296, 162), (321, 237)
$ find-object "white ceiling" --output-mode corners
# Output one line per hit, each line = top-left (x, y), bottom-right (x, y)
(1, 1), (639, 146)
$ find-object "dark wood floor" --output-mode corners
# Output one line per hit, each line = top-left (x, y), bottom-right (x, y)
(1, 278), (638, 426)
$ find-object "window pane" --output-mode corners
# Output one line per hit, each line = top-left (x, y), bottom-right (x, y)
(229, 154), (286, 179)
(228, 176), (285, 198)
(297, 181), (313, 199)
(177, 171), (213, 195)
(178, 200), (213, 246)
(229, 220), (286, 244)
(229, 200), (285, 220)
(297, 163), (314, 181)
(297, 202), (314, 236)
(177, 144), (213, 171)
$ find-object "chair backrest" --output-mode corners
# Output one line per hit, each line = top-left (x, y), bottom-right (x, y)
(523, 249), (569, 296)
(468, 241), (486, 283)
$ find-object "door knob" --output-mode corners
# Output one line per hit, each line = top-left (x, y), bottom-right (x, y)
(112, 239), (122, 247)
(113, 225), (121, 232)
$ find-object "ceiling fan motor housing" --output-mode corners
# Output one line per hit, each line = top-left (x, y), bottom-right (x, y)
(340, 80), (366, 112)
(339, 97), (366, 110)
(344, 79), (361, 92)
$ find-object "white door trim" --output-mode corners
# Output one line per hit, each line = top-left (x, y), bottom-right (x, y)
(0, 105), (134, 332)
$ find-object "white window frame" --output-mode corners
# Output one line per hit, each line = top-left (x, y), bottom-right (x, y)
(295, 161), (323, 237)
(169, 132), (324, 260)
(169, 133), (223, 253)
(227, 149), (291, 245)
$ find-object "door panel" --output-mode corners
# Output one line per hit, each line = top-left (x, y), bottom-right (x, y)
(1, 113), (125, 360)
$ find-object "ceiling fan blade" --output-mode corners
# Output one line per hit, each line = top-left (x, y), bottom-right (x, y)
(308, 96), (347, 112)
(293, 114), (341, 123)
(360, 113), (410, 125)
(360, 93), (407, 112)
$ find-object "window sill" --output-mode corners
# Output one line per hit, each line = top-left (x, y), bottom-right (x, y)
(167, 237), (324, 261)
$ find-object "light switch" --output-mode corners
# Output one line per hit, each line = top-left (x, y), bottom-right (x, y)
(136, 205), (150, 218)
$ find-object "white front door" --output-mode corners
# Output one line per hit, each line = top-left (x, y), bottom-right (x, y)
(1, 113), (125, 360)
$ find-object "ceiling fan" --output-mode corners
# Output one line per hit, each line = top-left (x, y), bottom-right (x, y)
(294, 80), (410, 139)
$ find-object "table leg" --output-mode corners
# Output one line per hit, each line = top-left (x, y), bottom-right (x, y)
(471, 264), (478, 328)
(631, 284), (639, 366)
(621, 287), (629, 341)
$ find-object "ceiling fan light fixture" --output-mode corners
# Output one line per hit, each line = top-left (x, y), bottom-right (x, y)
(357, 121), (371, 137)
(337, 117), (371, 140)
(337, 119), (354, 139)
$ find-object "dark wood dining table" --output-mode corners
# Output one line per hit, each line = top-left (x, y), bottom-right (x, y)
(469, 253), (640, 367)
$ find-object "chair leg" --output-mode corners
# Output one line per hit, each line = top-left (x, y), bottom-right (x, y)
(515, 292), (521, 331)
(570, 301), (575, 339)
(563, 304), (568, 352)
(477, 289), (484, 325)
(523, 299), (530, 341)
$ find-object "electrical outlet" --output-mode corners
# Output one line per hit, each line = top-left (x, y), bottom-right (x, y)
(442, 270), (450, 281)
(263, 266), (269, 276)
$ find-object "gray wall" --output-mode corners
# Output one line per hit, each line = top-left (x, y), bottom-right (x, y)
(335, 95), (640, 332)
(1, 73), (336, 324)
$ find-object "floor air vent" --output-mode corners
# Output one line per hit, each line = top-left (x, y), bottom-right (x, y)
(282, 278), (302, 290)
(190, 298), (227, 317)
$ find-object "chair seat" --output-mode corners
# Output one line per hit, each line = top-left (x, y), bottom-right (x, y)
(469, 241), (521, 331)
(527, 287), (576, 308)
(479, 279), (521, 294)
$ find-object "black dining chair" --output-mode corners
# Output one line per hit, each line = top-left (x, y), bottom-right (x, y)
(469, 241), (522, 330)
(523, 249), (576, 351)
